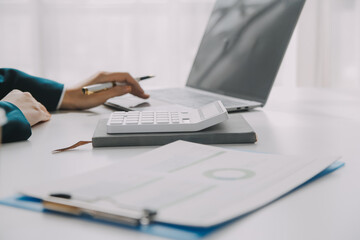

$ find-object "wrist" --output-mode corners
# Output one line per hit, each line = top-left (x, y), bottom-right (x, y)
(60, 88), (81, 110)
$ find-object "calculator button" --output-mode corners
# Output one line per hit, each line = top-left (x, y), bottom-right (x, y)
(125, 122), (139, 125)
(156, 120), (170, 124)
(125, 118), (138, 121)
(111, 119), (124, 123)
(110, 122), (124, 126)
(126, 120), (139, 123)
(157, 120), (169, 123)
(108, 101), (229, 133)
(112, 118), (124, 121)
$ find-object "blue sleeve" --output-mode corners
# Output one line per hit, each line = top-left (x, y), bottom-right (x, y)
(0, 101), (31, 143)
(0, 68), (64, 111)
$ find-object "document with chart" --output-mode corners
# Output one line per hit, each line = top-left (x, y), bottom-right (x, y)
(21, 141), (341, 227)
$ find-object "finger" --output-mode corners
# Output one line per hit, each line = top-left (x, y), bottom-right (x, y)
(130, 88), (150, 99)
(86, 85), (132, 106)
(33, 103), (51, 124)
(27, 108), (51, 126)
(95, 72), (128, 84)
(90, 72), (150, 99)
(38, 103), (51, 120)
(31, 112), (51, 126)
(41, 112), (51, 122)
(100, 72), (145, 93)
(90, 71), (110, 84)
(102, 85), (132, 99)
(38, 102), (50, 114)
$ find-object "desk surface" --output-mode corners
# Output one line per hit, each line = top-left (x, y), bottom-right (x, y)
(1, 87), (359, 240)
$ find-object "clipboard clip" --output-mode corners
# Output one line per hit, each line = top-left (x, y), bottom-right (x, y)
(43, 193), (157, 226)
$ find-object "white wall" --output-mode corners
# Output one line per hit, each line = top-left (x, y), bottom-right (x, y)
(297, 0), (360, 89)
(1, 0), (358, 90)
(0, 0), (215, 89)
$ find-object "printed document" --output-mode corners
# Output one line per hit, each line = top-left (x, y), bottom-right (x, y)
(22, 141), (340, 227)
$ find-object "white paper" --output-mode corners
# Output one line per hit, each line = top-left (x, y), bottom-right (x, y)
(22, 140), (340, 227)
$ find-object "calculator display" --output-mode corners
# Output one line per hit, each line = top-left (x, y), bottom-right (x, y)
(200, 103), (220, 119)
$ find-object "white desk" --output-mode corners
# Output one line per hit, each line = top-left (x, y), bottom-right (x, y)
(1, 87), (359, 240)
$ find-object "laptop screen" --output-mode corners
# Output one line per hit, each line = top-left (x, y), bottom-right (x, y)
(186, 0), (306, 105)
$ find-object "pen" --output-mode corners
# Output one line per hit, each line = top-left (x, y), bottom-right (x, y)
(82, 75), (154, 95)
(47, 193), (157, 226)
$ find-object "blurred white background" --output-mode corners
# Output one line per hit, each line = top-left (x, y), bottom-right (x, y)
(0, 0), (359, 91)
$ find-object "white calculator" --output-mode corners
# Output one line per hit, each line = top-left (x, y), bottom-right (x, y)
(107, 101), (229, 134)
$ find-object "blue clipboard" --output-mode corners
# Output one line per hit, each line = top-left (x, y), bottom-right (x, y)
(0, 161), (344, 240)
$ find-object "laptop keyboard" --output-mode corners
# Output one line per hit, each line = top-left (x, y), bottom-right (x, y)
(148, 88), (249, 108)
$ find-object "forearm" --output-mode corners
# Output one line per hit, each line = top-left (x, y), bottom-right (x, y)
(59, 72), (149, 110)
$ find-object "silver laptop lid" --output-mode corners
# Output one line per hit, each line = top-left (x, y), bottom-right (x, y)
(186, 0), (306, 105)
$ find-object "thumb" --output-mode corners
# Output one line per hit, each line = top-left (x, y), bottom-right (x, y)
(39, 103), (51, 121)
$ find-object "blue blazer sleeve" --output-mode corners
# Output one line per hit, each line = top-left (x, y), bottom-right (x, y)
(0, 68), (64, 111)
(0, 101), (31, 143)
(0, 68), (64, 143)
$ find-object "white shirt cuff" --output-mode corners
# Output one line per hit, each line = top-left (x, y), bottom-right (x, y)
(56, 86), (66, 110)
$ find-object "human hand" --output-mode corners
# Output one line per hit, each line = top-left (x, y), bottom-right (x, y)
(1, 89), (51, 126)
(60, 72), (150, 110)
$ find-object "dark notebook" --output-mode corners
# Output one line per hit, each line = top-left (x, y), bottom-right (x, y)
(92, 113), (257, 147)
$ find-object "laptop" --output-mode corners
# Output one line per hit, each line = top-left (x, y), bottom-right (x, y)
(106, 0), (306, 112)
